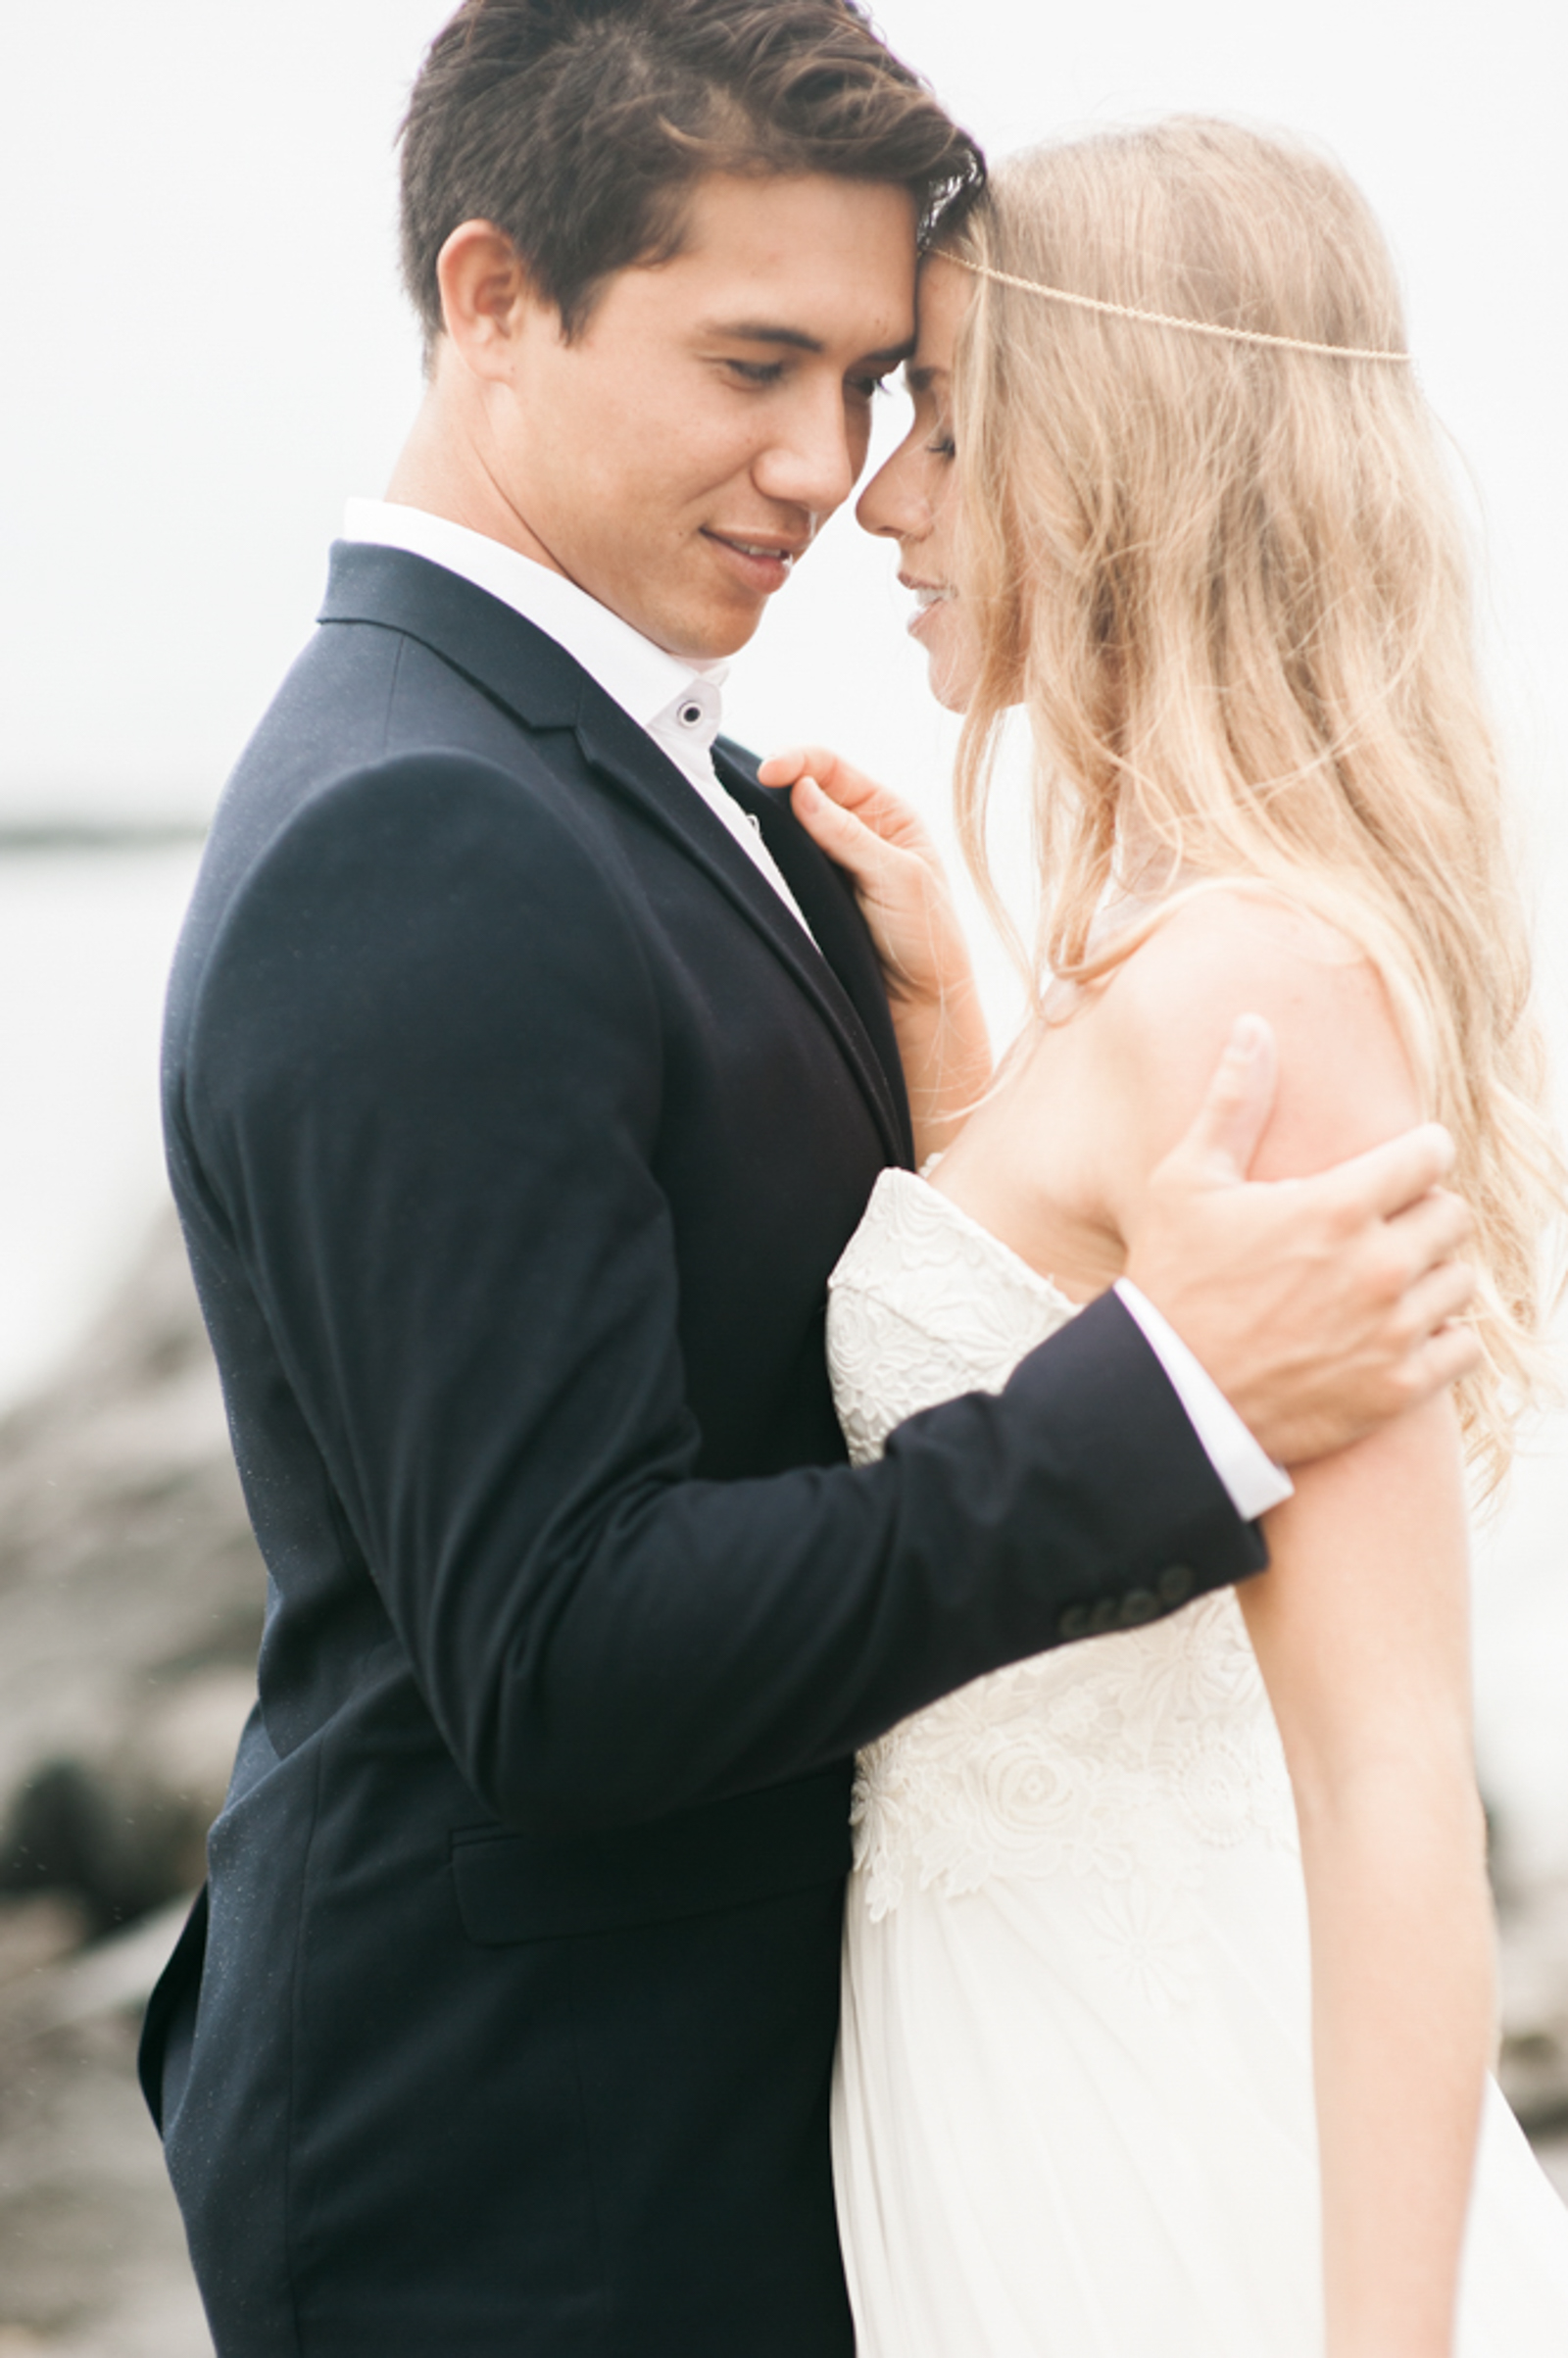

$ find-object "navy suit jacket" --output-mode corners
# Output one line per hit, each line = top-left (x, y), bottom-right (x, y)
(142, 543), (1265, 2356)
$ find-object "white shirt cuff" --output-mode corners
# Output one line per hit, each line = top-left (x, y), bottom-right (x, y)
(1113, 1279), (1294, 1523)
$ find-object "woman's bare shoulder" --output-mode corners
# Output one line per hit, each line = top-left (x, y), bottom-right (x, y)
(1091, 883), (1423, 1181)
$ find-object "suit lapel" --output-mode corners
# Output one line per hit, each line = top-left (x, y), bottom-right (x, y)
(573, 702), (910, 1167)
(318, 542), (911, 1167)
(712, 743), (913, 1168)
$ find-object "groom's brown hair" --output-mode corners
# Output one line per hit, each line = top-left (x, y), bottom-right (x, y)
(399, 0), (983, 348)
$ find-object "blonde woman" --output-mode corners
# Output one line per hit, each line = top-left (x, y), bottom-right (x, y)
(762, 121), (1568, 2357)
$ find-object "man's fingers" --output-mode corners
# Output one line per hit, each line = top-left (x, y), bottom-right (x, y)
(1398, 1256), (1478, 1342)
(1165, 1014), (1278, 1184)
(1404, 1319), (1483, 1405)
(1386, 1184), (1473, 1276)
(1328, 1121), (1458, 1221)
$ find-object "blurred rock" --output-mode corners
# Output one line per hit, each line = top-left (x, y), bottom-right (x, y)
(1497, 1866), (1568, 2145)
(0, 1911), (213, 2356)
(0, 1211), (259, 2351)
(0, 1215), (262, 1932)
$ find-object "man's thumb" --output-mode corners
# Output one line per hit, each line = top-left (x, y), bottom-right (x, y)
(1178, 1015), (1278, 1181)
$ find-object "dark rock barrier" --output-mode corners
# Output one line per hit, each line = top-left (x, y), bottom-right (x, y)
(0, 1216), (262, 1933)
(0, 1213), (261, 2350)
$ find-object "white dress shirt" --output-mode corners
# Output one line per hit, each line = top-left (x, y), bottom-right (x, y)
(339, 498), (1289, 1526)
(341, 500), (814, 941)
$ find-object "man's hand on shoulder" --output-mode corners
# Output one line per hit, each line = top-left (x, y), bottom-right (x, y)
(1109, 898), (1479, 1468)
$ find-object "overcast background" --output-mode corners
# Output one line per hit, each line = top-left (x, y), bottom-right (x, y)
(0, 0), (1565, 1861)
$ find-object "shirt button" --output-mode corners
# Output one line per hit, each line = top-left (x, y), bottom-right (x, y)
(1157, 1563), (1195, 1606)
(1118, 1588), (1160, 1628)
(679, 702), (703, 727)
(1057, 1604), (1091, 1641)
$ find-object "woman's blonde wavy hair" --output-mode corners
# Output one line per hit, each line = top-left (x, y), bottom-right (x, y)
(941, 118), (1563, 1485)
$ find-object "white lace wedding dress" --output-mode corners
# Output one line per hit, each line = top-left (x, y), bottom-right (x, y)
(827, 1168), (1568, 2356)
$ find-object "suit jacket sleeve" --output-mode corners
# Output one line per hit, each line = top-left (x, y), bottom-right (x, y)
(179, 749), (1265, 1832)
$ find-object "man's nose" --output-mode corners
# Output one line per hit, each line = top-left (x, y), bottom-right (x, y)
(753, 382), (862, 518)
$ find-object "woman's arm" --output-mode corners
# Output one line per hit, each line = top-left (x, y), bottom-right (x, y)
(928, 887), (1490, 2354)
(759, 744), (992, 1161)
(1246, 1398), (1490, 2358)
(1092, 894), (1491, 2358)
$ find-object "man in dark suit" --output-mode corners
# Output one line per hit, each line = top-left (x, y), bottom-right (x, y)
(141, 4), (1476, 2350)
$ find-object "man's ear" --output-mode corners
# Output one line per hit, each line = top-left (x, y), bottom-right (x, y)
(435, 221), (544, 378)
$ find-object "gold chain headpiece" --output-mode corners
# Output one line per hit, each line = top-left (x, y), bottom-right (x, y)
(938, 251), (1411, 365)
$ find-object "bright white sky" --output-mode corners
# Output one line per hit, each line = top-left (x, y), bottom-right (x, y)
(1, 0), (1564, 847)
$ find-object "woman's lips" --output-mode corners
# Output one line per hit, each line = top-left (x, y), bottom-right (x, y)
(903, 578), (955, 639)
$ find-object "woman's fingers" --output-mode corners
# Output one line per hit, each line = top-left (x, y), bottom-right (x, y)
(790, 778), (915, 909)
(790, 773), (882, 882)
(763, 745), (930, 848)
(757, 746), (812, 787)
(760, 745), (860, 800)
(767, 749), (961, 1013)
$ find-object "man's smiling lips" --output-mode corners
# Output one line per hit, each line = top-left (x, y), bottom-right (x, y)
(701, 528), (808, 595)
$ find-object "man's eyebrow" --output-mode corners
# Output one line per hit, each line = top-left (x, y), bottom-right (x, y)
(906, 362), (949, 395)
(861, 338), (917, 370)
(706, 320), (915, 368)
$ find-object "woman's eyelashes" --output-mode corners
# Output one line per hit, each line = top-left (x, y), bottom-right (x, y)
(908, 388), (956, 460)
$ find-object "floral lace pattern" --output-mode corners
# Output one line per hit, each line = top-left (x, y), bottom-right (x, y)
(826, 1171), (1298, 1985)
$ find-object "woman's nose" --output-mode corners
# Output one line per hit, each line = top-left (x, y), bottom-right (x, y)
(856, 440), (930, 543)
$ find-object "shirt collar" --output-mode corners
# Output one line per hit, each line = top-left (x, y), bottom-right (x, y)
(341, 498), (727, 737)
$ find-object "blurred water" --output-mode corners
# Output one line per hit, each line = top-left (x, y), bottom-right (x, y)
(1, 844), (1563, 1880)
(0, 845), (200, 1407)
